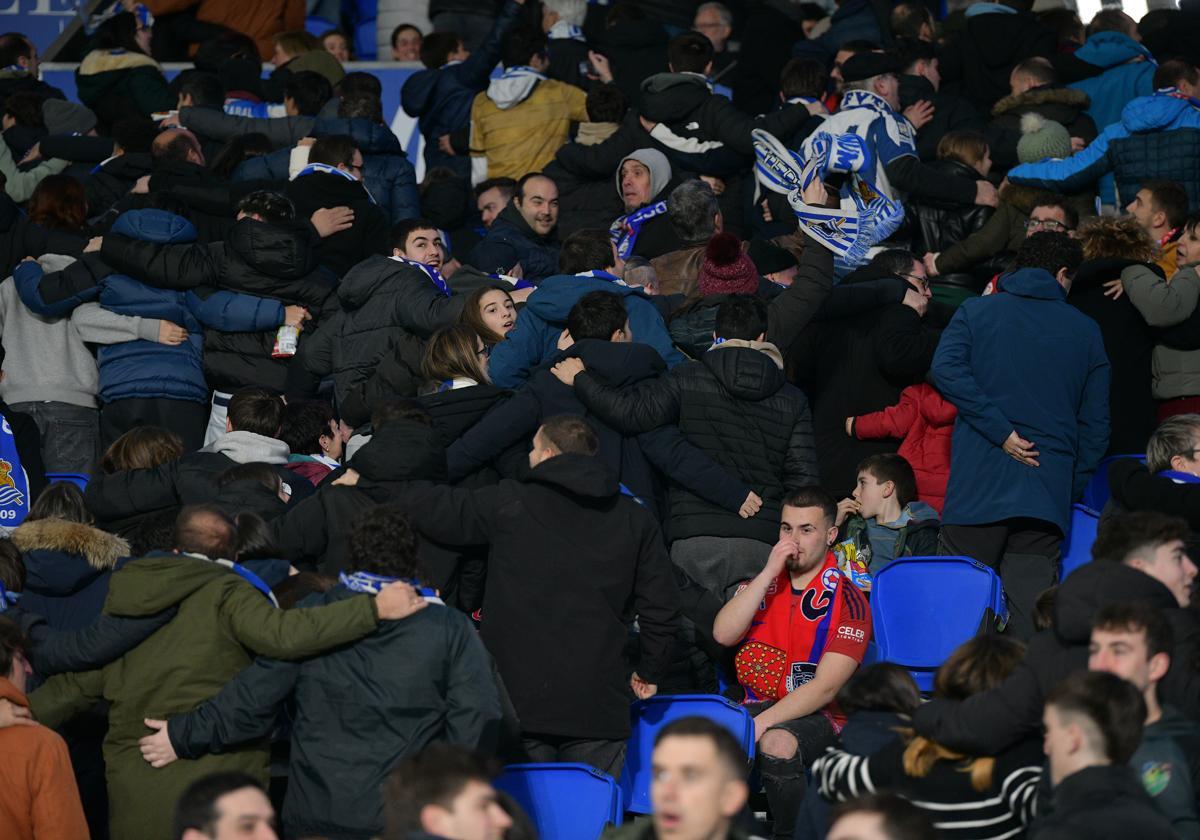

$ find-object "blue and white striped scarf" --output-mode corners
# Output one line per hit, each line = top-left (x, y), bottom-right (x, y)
(548, 20), (585, 41)
(295, 161), (379, 206)
(390, 256), (452, 297)
(339, 571), (444, 603)
(610, 201), (668, 261)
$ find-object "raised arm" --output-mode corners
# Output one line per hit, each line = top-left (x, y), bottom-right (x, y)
(713, 541), (791, 646)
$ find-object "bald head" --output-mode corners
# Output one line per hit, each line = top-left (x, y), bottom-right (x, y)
(153, 128), (205, 166)
(174, 504), (238, 560)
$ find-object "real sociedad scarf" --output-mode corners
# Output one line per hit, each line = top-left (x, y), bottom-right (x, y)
(548, 20), (585, 41)
(295, 162), (378, 205)
(390, 256), (452, 297)
(576, 269), (626, 285)
(752, 127), (904, 270)
(610, 201), (668, 261)
(339, 571), (444, 603)
(1158, 470), (1200, 484)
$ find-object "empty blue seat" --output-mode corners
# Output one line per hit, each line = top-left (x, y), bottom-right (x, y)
(1061, 504), (1100, 581)
(619, 694), (755, 814)
(871, 556), (1006, 692)
(494, 763), (621, 840)
(1082, 454), (1146, 511)
(45, 473), (87, 491)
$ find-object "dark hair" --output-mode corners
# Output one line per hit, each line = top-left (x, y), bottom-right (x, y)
(112, 116), (159, 154)
(3, 91), (43, 128)
(829, 794), (935, 840)
(586, 82), (627, 123)
(153, 130), (202, 164)
(173, 772), (268, 840)
(1046, 670), (1147, 763)
(372, 398), (433, 431)
(1039, 9), (1084, 46)
(27, 481), (92, 525)
(1086, 8), (1136, 38)
(1012, 56), (1057, 87)
(420, 32), (462, 69)
(128, 508), (179, 557)
(234, 511), (281, 561)
(538, 415), (599, 456)
(890, 3), (934, 39)
(516, 171), (556, 202)
(781, 485), (838, 527)
(460, 284), (515, 346)
(1031, 197), (1079, 231)
(194, 32), (259, 73)
(559, 229), (615, 274)
(714, 296), (768, 342)
(668, 31), (714, 74)
(474, 177), (517, 202)
(309, 134), (358, 169)
(423, 323), (490, 384)
(0, 616), (27, 681)
(870, 248), (919, 278)
(1155, 59), (1199, 91)
(653, 716), (749, 777)
(101, 426), (184, 473)
(178, 71), (224, 109)
(273, 571), (336, 609)
(28, 175), (87, 232)
(1013, 231), (1084, 277)
(605, 2), (646, 25)
(1091, 510), (1191, 566)
(934, 635), (1026, 700)
(835, 39), (881, 59)
(391, 217), (440, 252)
(385, 744), (499, 835)
(567, 290), (627, 341)
(285, 71), (333, 116)
(857, 453), (918, 509)
(280, 399), (336, 456)
(501, 25), (546, 68)
(338, 90), (384, 123)
(347, 504), (421, 579)
(392, 23), (422, 49)
(1033, 585), (1058, 632)
(173, 504), (238, 560)
(667, 180), (720, 243)
(236, 190), (295, 224)
(894, 36), (936, 73)
(217, 462), (282, 494)
(0, 540), (22, 595)
(336, 70), (383, 101)
(780, 57), (827, 100)
(0, 33), (33, 68)
(1093, 601), (1174, 660)
(227, 387), (284, 437)
(208, 133), (274, 180)
(836, 663), (921, 717)
(95, 12), (147, 56)
(1140, 179), (1189, 231)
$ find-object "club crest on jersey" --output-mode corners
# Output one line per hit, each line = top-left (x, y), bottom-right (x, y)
(786, 661), (818, 692)
(821, 568), (841, 591)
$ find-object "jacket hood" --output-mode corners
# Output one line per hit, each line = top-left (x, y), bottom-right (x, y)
(1054, 561), (1178, 644)
(995, 267), (1066, 300)
(615, 148), (672, 203)
(703, 341), (788, 400)
(526, 274), (651, 322)
(105, 553), (234, 616)
(101, 151), (154, 179)
(214, 481), (288, 521)
(112, 209), (198, 244)
(79, 49), (160, 77)
(200, 430), (290, 464)
(999, 180), (1055, 213)
(1070, 258), (1156, 294)
(1121, 90), (1200, 133)
(313, 117), (404, 155)
(564, 339), (666, 388)
(1074, 31), (1154, 70)
(486, 68), (543, 110)
(338, 255), (428, 311)
(639, 72), (711, 123)
(400, 67), (440, 117)
(992, 84), (1091, 118)
(13, 519), (129, 571)
(899, 74), (936, 108)
(527, 451), (618, 499)
(350, 419), (448, 484)
(228, 218), (320, 280)
(290, 169), (373, 205)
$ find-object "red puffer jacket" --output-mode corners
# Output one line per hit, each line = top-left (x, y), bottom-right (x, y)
(851, 382), (956, 514)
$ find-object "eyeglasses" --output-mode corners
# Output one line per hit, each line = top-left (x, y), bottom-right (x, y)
(1025, 218), (1070, 232)
(899, 272), (930, 291)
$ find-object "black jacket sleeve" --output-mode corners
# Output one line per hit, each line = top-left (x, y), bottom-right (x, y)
(446, 388), (540, 482)
(84, 461), (182, 522)
(767, 232), (835, 357)
(630, 515), (683, 684)
(573, 368), (682, 435)
(336, 334), (425, 428)
(22, 609), (177, 676)
(783, 397), (819, 488)
(269, 491), (334, 562)
(39, 134), (114, 163)
(1109, 460), (1200, 531)
(886, 155), (977, 205)
(637, 425), (752, 512)
(872, 306), (941, 380)
(816, 277), (908, 321)
(395, 279), (469, 339)
(100, 235), (224, 291)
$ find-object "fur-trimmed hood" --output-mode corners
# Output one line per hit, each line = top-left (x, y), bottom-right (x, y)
(13, 518), (129, 570)
(992, 85), (1091, 117)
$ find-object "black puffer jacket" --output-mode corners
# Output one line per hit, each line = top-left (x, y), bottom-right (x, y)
(908, 158), (996, 255)
(913, 561), (1200, 754)
(99, 217), (336, 392)
(575, 341), (818, 544)
(899, 74), (987, 162)
(989, 85), (1098, 171)
(300, 255), (466, 407)
(285, 170), (390, 277)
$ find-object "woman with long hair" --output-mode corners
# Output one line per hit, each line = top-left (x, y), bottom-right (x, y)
(28, 174), (89, 233)
(813, 636), (1044, 839)
(99, 426), (184, 473)
(77, 12), (174, 126)
(459, 284), (517, 348)
(418, 324), (509, 467)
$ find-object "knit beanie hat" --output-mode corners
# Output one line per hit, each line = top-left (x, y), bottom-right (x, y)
(698, 233), (759, 296)
(43, 99), (96, 136)
(1017, 113), (1072, 164)
(288, 49), (346, 87)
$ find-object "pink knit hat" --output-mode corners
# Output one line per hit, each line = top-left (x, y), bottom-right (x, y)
(698, 233), (759, 296)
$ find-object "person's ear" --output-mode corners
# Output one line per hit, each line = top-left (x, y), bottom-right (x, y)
(667, 62), (676, 73)
(719, 779), (750, 819)
(826, 524), (838, 546)
(420, 805), (449, 836)
(704, 60), (714, 76)
(714, 210), (724, 233)
(1149, 651), (1171, 684)
(882, 479), (895, 499)
(1152, 209), (1167, 230)
(225, 417), (233, 433)
(1171, 453), (1189, 472)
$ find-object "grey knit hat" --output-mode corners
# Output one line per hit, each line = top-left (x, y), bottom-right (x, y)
(1016, 112), (1072, 164)
(43, 99), (97, 136)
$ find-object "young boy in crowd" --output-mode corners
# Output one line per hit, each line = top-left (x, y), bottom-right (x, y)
(835, 453), (940, 578)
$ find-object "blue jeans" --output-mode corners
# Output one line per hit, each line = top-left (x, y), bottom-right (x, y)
(10, 401), (99, 476)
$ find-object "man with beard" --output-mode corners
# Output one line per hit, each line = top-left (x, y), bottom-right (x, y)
(467, 173), (562, 282)
(713, 486), (871, 840)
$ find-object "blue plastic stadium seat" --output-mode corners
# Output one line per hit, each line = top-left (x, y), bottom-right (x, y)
(1082, 454), (1146, 511)
(1061, 504), (1100, 582)
(619, 694), (755, 815)
(45, 473), (88, 491)
(871, 556), (1006, 692)
(304, 16), (338, 37)
(494, 763), (621, 840)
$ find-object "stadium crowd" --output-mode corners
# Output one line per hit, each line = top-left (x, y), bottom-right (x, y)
(0, 0), (1198, 838)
